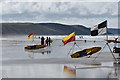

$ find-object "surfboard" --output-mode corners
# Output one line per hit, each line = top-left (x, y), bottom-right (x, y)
(70, 47), (101, 58)
(24, 45), (46, 50)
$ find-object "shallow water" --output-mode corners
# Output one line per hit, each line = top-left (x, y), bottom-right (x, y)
(1, 35), (120, 79)
(2, 62), (120, 78)
(2, 35), (116, 60)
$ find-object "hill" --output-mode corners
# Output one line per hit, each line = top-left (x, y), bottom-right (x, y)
(1, 23), (120, 35)
(2, 23), (90, 35)
(108, 28), (120, 35)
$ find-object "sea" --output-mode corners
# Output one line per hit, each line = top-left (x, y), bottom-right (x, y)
(1, 35), (120, 79)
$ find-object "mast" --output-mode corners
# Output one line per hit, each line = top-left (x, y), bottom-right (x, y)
(32, 35), (35, 42)
(106, 20), (108, 40)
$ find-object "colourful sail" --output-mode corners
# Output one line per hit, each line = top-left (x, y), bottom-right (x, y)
(62, 32), (75, 45)
(28, 33), (34, 39)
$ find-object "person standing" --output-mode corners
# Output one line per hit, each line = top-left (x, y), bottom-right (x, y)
(46, 37), (49, 46)
(41, 36), (45, 45)
(48, 37), (51, 46)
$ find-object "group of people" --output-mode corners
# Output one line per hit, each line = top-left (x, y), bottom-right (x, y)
(40, 36), (51, 46)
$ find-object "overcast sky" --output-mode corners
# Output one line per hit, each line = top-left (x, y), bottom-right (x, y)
(0, 0), (119, 28)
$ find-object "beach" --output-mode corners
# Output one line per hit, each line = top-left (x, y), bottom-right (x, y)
(1, 35), (120, 79)
(1, 1), (119, 79)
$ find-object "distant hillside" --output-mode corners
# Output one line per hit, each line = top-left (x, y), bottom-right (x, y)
(108, 28), (120, 35)
(2, 23), (90, 35)
(1, 23), (120, 35)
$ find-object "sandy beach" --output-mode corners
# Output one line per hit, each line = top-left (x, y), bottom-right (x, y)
(1, 35), (120, 79)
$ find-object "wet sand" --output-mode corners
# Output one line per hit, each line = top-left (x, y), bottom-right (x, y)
(1, 35), (120, 79)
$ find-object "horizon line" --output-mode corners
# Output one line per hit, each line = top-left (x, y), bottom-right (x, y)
(0, 22), (119, 29)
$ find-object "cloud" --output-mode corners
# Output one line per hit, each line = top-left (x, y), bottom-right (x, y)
(1, 2), (118, 16)
(1, 0), (119, 2)
(1, 2), (119, 28)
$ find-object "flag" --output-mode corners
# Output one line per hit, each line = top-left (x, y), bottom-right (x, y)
(91, 20), (107, 36)
(28, 33), (34, 39)
(62, 32), (75, 45)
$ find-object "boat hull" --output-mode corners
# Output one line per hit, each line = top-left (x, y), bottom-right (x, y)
(24, 45), (46, 50)
(70, 47), (101, 58)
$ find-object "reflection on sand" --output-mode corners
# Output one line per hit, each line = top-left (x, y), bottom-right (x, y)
(28, 54), (34, 59)
(26, 50), (51, 54)
(112, 63), (120, 78)
(63, 62), (120, 79)
(25, 48), (51, 59)
(63, 65), (76, 77)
